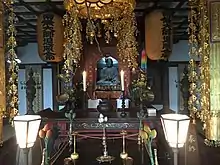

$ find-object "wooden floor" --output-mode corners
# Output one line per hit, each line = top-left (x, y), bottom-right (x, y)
(53, 138), (171, 165)
(0, 136), (17, 165)
(1, 125), (220, 165)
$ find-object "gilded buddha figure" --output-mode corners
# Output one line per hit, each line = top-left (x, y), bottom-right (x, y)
(97, 57), (120, 86)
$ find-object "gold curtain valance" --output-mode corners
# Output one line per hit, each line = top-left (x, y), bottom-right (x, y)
(64, 0), (135, 19)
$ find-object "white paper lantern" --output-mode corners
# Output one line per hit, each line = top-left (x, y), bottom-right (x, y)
(14, 115), (41, 149)
(161, 114), (190, 148)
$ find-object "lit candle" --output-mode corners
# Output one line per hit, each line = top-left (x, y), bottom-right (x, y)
(82, 71), (87, 91)
(120, 70), (125, 91)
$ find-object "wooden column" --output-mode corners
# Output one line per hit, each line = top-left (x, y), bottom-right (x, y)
(0, 2), (6, 145)
(162, 62), (170, 112)
(52, 64), (58, 111)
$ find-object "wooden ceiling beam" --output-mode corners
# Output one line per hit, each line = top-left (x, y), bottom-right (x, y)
(176, 18), (188, 28)
(16, 15), (36, 30)
(18, 0), (41, 15)
(16, 28), (31, 36)
(14, 1), (63, 6)
(139, 0), (187, 2)
(135, 7), (190, 13)
(45, 0), (66, 16)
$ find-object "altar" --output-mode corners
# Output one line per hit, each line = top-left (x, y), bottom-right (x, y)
(40, 109), (160, 132)
(95, 91), (121, 100)
(36, 108), (174, 165)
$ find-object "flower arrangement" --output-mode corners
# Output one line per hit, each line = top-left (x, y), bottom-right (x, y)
(39, 123), (59, 165)
(129, 71), (154, 106)
(139, 122), (157, 165)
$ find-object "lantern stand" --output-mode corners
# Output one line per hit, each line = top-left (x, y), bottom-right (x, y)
(82, 91), (87, 110)
(14, 115), (41, 165)
(160, 114), (190, 165)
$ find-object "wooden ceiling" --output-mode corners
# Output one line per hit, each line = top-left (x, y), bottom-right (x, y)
(10, 0), (188, 46)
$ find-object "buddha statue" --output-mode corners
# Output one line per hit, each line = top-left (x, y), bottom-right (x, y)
(97, 58), (120, 85)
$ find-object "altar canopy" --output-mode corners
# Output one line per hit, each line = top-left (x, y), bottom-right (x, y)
(62, 0), (138, 75)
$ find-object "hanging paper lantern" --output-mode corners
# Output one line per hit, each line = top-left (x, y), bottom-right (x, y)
(37, 12), (64, 62)
(145, 11), (164, 60)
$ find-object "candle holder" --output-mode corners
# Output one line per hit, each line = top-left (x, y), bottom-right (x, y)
(120, 91), (127, 118)
(71, 132), (79, 160)
(120, 130), (128, 159)
(154, 149), (159, 165)
(96, 114), (115, 163)
(141, 142), (144, 165)
(82, 91), (87, 110)
(65, 109), (76, 160)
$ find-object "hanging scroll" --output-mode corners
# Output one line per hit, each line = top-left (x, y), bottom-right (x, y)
(37, 12), (64, 62)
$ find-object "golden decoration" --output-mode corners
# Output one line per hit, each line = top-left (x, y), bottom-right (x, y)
(187, 0), (220, 146)
(188, 0), (199, 123)
(210, 2), (220, 42)
(188, 0), (210, 129)
(203, 1), (220, 145)
(63, 0), (138, 69)
(0, 1), (6, 146)
(4, 0), (19, 123)
(116, 12), (138, 68)
(64, 0), (135, 19)
(197, 0), (210, 132)
(62, 11), (82, 76)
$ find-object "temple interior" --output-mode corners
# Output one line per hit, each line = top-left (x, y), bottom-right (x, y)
(1, 0), (220, 165)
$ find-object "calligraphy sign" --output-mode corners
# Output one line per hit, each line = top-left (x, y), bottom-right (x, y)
(37, 12), (64, 62)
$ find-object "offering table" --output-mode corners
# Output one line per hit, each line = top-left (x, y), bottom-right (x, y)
(38, 109), (173, 165)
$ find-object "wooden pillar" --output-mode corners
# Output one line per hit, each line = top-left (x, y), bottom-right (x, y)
(52, 64), (58, 111)
(0, 2), (6, 145)
(162, 62), (170, 112)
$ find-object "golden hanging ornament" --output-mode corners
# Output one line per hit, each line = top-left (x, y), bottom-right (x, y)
(62, 10), (82, 81)
(4, 0), (19, 123)
(63, 0), (138, 69)
(117, 12), (138, 69)
(197, 0), (210, 131)
(0, 1), (6, 146)
(188, 0), (199, 124)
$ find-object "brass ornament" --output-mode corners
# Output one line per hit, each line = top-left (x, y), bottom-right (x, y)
(116, 12), (138, 69)
(0, 1), (6, 146)
(204, 1), (220, 144)
(4, 0), (19, 123)
(210, 2), (220, 42)
(63, 0), (138, 69)
(197, 0), (210, 132)
(62, 11), (82, 76)
(187, 0), (220, 145)
(188, 0), (199, 123)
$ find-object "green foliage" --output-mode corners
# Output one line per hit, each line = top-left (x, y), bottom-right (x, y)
(129, 72), (154, 104)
